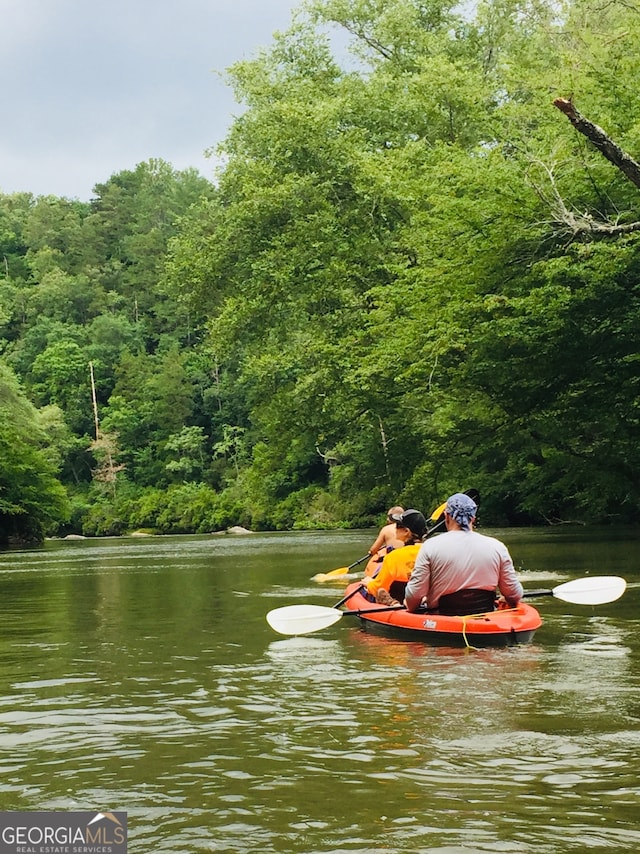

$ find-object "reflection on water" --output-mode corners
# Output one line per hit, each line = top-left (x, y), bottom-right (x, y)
(0, 528), (638, 852)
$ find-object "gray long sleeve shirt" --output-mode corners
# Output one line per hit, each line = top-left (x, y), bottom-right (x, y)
(404, 530), (523, 612)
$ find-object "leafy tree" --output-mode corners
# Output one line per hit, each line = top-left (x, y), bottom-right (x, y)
(165, 426), (207, 481)
(101, 346), (195, 486)
(29, 340), (93, 433)
(0, 192), (33, 283)
(22, 196), (89, 273)
(0, 361), (69, 543)
(89, 160), (214, 342)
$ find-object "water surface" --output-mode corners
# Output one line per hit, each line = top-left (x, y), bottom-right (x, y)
(0, 527), (638, 852)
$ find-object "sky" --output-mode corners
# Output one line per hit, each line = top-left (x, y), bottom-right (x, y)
(0, 0), (303, 200)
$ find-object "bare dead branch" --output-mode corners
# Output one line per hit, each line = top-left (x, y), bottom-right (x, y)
(315, 444), (339, 467)
(527, 157), (640, 236)
(553, 97), (640, 189)
(377, 415), (392, 484)
(523, 102), (640, 236)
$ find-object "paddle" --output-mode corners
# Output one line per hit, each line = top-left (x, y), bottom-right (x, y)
(312, 553), (370, 583)
(266, 574), (626, 636)
(521, 575), (626, 606)
(266, 602), (404, 635)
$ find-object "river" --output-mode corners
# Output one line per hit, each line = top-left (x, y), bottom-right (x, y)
(0, 526), (638, 853)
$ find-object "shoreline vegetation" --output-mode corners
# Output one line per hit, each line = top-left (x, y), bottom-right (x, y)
(51, 525), (256, 540)
(2, 0), (640, 547)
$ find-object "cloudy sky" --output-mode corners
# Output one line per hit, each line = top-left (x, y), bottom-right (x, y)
(0, 0), (303, 200)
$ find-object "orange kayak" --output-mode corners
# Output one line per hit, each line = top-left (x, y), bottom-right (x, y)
(342, 582), (542, 647)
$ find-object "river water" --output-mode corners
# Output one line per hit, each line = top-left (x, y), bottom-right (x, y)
(0, 526), (638, 853)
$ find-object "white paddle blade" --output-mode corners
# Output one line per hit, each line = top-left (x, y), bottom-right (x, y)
(266, 604), (343, 636)
(552, 575), (626, 605)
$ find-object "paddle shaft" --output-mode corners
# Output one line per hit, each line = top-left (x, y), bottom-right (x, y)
(522, 589), (554, 599)
(333, 585), (365, 609)
(267, 574), (626, 635)
(342, 604), (406, 617)
(340, 578), (621, 616)
(426, 516), (446, 538)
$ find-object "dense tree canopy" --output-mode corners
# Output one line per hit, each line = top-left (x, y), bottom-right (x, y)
(1, 0), (639, 542)
(166, 0), (640, 525)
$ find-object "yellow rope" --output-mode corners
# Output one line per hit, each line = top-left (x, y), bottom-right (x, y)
(459, 607), (518, 649)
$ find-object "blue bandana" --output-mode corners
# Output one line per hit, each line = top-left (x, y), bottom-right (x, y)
(446, 493), (477, 531)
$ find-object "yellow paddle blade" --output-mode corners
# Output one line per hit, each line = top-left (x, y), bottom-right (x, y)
(312, 567), (350, 583)
(429, 490), (479, 522)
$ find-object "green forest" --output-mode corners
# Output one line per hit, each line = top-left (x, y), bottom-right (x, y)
(2, 0), (640, 545)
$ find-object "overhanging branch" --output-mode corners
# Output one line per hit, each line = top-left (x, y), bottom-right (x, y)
(553, 97), (640, 189)
(534, 98), (640, 235)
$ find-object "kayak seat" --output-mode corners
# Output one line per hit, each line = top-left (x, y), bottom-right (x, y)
(389, 580), (408, 602)
(437, 588), (497, 616)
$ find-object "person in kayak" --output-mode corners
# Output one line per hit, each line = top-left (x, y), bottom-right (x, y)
(404, 492), (523, 615)
(363, 509), (428, 606)
(368, 505), (405, 557)
(364, 505), (407, 576)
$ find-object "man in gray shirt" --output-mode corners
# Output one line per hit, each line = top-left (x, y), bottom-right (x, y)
(404, 492), (523, 615)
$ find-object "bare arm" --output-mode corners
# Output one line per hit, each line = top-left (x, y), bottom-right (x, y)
(369, 522), (392, 555)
